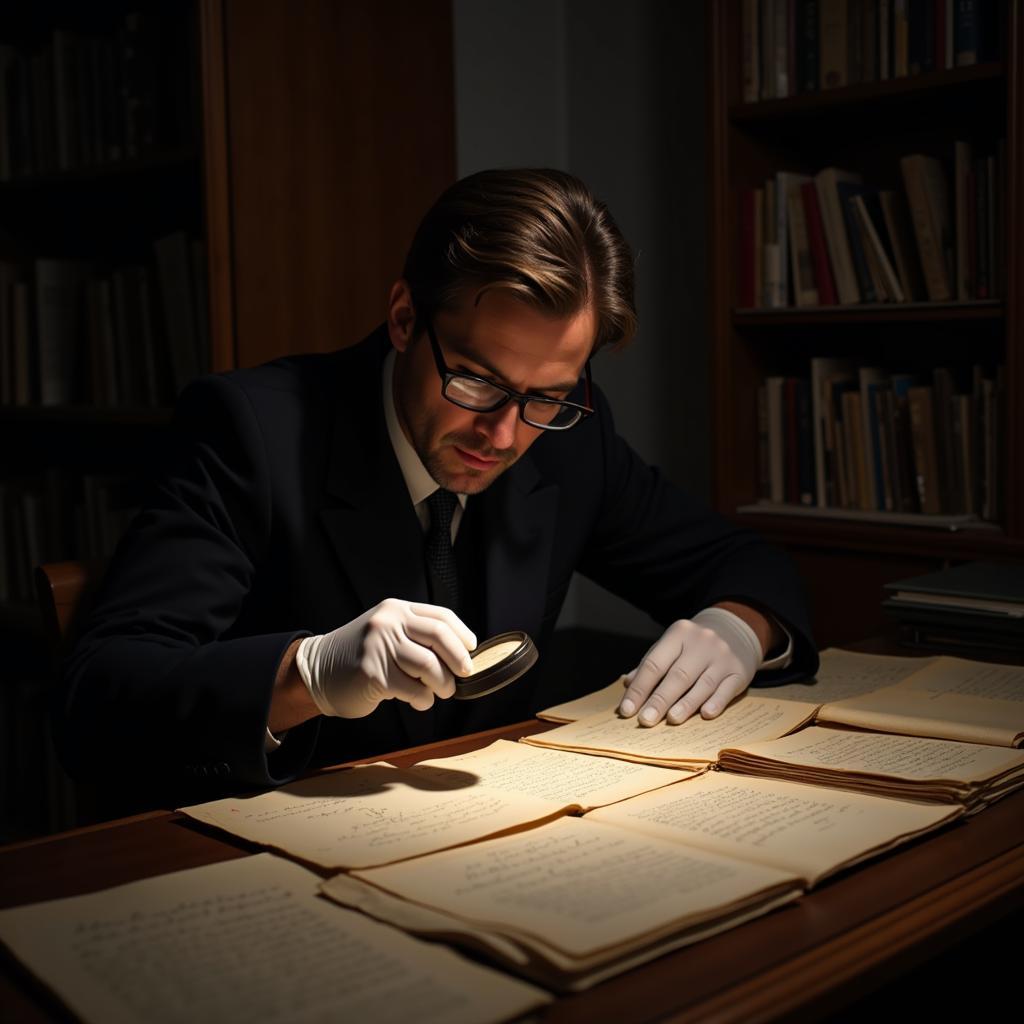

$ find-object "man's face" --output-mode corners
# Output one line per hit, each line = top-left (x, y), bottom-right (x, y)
(390, 286), (595, 495)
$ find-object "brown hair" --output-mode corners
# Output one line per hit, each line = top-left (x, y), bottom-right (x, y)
(403, 168), (637, 352)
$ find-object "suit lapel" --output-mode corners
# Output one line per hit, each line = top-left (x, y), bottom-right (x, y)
(480, 450), (559, 644)
(317, 336), (435, 747)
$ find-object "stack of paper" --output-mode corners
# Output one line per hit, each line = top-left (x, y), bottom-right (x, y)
(719, 726), (1024, 811)
(323, 816), (805, 992)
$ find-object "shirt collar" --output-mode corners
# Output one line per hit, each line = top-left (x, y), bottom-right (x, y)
(383, 348), (466, 510)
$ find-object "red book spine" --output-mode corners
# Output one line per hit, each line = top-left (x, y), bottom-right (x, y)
(801, 182), (838, 304)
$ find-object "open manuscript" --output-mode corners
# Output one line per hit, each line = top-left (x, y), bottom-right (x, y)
(0, 853), (549, 1024)
(324, 816), (804, 992)
(322, 772), (961, 994)
(180, 740), (691, 869)
(524, 693), (817, 768)
(815, 655), (1024, 747)
(536, 648), (937, 723)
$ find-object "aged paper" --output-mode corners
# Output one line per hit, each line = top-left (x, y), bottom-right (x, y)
(0, 853), (549, 1024)
(537, 677), (627, 722)
(180, 762), (570, 869)
(587, 769), (961, 886)
(522, 695), (816, 766)
(536, 650), (934, 721)
(719, 725), (1024, 807)
(322, 868), (800, 993)
(415, 738), (694, 809)
(351, 816), (802, 960)
(817, 656), (1024, 746)
(765, 648), (936, 704)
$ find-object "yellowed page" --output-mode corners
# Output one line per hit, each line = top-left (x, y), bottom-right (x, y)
(522, 695), (816, 765)
(588, 770), (961, 886)
(0, 853), (550, 1024)
(536, 677), (627, 722)
(723, 725), (1024, 784)
(323, 869), (800, 993)
(352, 817), (802, 959)
(817, 656), (1024, 746)
(415, 738), (692, 809)
(765, 648), (936, 705)
(322, 873), (532, 966)
(179, 762), (568, 869)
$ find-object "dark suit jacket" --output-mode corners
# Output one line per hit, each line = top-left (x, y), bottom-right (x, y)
(56, 328), (817, 797)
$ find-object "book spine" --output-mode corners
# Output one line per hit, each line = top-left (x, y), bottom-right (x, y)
(840, 189), (878, 302)
(847, 0), (865, 84)
(879, 0), (892, 79)
(954, 0), (979, 65)
(801, 182), (838, 304)
(785, 377), (801, 503)
(743, 0), (762, 101)
(797, 0), (820, 91)
(766, 376), (786, 503)
(739, 188), (758, 307)
(815, 170), (862, 303)
(907, 385), (942, 513)
(894, 0), (910, 74)
(797, 378), (816, 504)
(819, 0), (849, 87)
(900, 154), (952, 301)
(787, 186), (819, 306)
(954, 140), (973, 299)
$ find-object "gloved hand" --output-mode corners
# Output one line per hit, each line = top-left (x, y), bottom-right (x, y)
(617, 607), (763, 726)
(296, 599), (477, 719)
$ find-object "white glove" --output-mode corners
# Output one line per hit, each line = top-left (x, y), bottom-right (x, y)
(617, 608), (763, 726)
(296, 599), (477, 719)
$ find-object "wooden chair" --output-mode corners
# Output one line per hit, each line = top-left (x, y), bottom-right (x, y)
(34, 560), (104, 655)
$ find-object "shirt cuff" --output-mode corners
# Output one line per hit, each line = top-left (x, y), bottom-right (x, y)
(759, 617), (793, 670)
(264, 727), (285, 753)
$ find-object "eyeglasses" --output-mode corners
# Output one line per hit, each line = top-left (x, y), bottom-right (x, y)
(425, 321), (594, 431)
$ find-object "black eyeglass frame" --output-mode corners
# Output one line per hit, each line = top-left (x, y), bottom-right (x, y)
(425, 320), (594, 431)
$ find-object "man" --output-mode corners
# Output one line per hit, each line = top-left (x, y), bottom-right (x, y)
(57, 169), (816, 796)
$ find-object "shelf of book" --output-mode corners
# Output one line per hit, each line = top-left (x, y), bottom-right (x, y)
(728, 509), (1024, 560)
(734, 298), (1002, 324)
(709, 0), (1023, 645)
(729, 60), (1004, 121)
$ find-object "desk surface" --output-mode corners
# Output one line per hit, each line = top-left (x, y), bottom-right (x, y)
(2, 718), (1023, 1024)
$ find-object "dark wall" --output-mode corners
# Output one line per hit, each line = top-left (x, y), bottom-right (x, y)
(454, 0), (708, 635)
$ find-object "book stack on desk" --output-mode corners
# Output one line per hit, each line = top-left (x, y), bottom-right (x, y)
(882, 561), (1024, 655)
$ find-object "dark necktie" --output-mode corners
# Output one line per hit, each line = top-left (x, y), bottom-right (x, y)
(425, 488), (460, 610)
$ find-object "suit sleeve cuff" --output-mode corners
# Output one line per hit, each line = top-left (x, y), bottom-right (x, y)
(759, 616), (793, 670)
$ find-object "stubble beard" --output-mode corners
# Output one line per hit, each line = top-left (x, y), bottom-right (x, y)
(421, 432), (518, 495)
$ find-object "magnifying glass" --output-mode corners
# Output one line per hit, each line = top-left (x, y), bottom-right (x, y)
(454, 631), (538, 700)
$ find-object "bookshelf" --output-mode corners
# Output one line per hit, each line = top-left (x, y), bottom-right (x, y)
(707, 0), (1024, 647)
(0, 0), (455, 839)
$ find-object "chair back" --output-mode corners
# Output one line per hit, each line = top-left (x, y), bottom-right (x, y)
(34, 560), (103, 655)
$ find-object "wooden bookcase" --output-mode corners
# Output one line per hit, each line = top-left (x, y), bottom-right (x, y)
(0, 0), (454, 839)
(707, 0), (1024, 647)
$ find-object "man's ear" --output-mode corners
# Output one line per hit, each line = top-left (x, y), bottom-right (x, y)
(387, 280), (417, 352)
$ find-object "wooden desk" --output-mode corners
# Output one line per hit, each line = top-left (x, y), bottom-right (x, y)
(2, 718), (1023, 1023)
